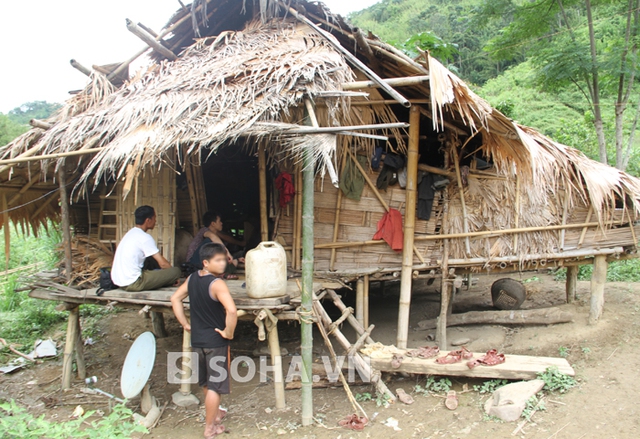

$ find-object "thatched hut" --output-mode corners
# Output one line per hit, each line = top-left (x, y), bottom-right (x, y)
(1, 0), (639, 350)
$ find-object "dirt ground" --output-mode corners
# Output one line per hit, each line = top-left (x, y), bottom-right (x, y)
(1, 272), (640, 438)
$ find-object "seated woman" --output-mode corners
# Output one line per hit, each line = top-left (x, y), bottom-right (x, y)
(186, 212), (245, 279)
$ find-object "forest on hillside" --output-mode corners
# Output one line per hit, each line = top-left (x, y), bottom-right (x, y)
(350, 0), (640, 176)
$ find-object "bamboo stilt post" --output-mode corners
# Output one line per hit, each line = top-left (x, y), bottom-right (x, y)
(451, 145), (471, 255)
(436, 150), (452, 349)
(363, 275), (370, 329)
(58, 165), (72, 284)
(588, 255), (607, 324)
(62, 306), (79, 389)
(329, 153), (347, 271)
(75, 321), (86, 380)
(180, 327), (193, 395)
(513, 174), (521, 252)
(397, 106), (420, 349)
(355, 279), (364, 326)
(300, 99), (317, 426)
(295, 167), (303, 270)
(265, 316), (286, 410)
(258, 144), (269, 242)
(2, 194), (9, 270)
(566, 265), (578, 304)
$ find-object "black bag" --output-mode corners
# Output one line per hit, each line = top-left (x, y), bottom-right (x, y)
(96, 267), (117, 296)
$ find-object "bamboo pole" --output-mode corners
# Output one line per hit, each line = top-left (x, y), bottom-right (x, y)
(349, 99), (430, 107)
(285, 4), (410, 107)
(566, 265), (578, 304)
(295, 167), (303, 270)
(7, 177), (39, 206)
(355, 279), (364, 326)
(300, 100), (316, 426)
(342, 75), (430, 90)
(70, 59), (92, 77)
(258, 144), (268, 242)
(436, 163), (452, 349)
(588, 254), (607, 324)
(452, 145), (471, 255)
(513, 174), (521, 252)
(125, 19), (177, 61)
(397, 106), (420, 349)
(2, 194), (9, 270)
(29, 119), (52, 130)
(363, 275), (370, 329)
(329, 153), (347, 271)
(58, 165), (73, 284)
(310, 220), (627, 250)
(0, 147), (107, 168)
(281, 122), (409, 135)
(577, 207), (593, 248)
(560, 193), (569, 250)
(61, 306), (79, 389)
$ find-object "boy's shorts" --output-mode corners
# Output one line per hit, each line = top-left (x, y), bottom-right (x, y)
(195, 346), (231, 394)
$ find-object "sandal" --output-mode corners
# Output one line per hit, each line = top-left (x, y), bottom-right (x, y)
(406, 345), (440, 359)
(467, 349), (505, 369)
(338, 414), (368, 430)
(435, 347), (473, 364)
(204, 423), (225, 439)
(396, 388), (414, 405)
(391, 353), (403, 369)
(220, 274), (238, 280)
(444, 390), (458, 410)
(215, 408), (227, 422)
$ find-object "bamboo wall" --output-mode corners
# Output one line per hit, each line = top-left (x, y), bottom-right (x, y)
(116, 165), (177, 265)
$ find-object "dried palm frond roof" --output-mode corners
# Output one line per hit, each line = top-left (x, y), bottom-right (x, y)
(1, 0), (639, 231)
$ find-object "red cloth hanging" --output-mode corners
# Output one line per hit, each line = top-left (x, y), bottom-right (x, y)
(275, 172), (295, 207)
(373, 208), (404, 252)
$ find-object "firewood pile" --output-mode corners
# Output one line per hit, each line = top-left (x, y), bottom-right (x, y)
(57, 235), (113, 288)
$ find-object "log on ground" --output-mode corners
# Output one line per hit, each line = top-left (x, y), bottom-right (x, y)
(417, 307), (573, 330)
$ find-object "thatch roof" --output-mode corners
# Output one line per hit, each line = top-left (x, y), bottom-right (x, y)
(1, 0), (639, 246)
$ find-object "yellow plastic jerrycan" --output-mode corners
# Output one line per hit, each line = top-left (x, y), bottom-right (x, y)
(245, 241), (287, 298)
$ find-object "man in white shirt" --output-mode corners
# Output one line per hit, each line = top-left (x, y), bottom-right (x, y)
(111, 205), (181, 291)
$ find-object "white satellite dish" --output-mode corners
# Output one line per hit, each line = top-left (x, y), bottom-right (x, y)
(120, 331), (156, 399)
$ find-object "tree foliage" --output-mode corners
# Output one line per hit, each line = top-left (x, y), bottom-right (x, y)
(7, 101), (61, 125)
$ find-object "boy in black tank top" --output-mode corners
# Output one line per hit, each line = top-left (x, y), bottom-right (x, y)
(171, 243), (238, 438)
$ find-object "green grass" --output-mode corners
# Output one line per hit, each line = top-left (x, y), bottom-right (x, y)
(554, 259), (640, 282)
(0, 400), (147, 438)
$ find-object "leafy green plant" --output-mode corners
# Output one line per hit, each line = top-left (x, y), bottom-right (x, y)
(558, 346), (570, 358)
(473, 379), (508, 394)
(0, 400), (147, 438)
(355, 392), (372, 402)
(374, 393), (392, 407)
(415, 376), (452, 395)
(581, 347), (591, 355)
(521, 393), (546, 421)
(537, 366), (577, 394)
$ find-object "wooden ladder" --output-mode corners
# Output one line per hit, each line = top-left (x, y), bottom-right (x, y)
(312, 289), (396, 402)
(97, 190), (118, 248)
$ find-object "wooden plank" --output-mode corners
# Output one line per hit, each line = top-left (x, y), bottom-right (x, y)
(368, 349), (575, 380)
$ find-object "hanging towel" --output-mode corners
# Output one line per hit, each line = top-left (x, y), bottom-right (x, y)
(275, 172), (295, 207)
(373, 208), (404, 252)
(339, 154), (368, 201)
